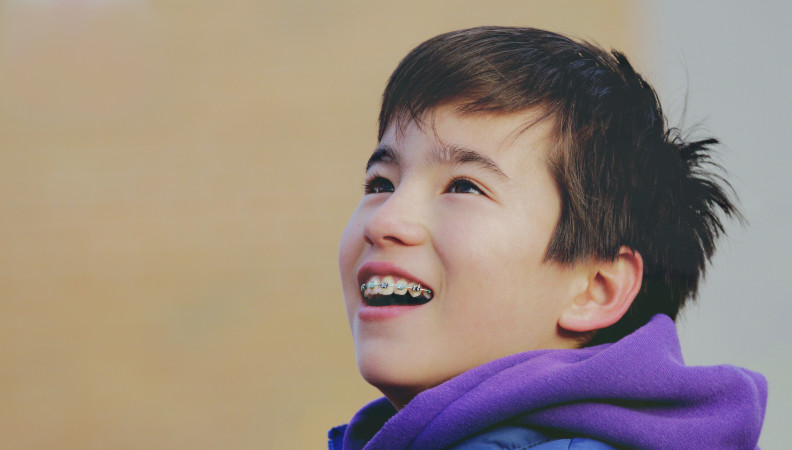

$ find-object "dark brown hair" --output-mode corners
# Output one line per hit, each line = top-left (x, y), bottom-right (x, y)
(378, 26), (740, 345)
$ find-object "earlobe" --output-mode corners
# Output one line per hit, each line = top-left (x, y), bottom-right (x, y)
(558, 247), (643, 333)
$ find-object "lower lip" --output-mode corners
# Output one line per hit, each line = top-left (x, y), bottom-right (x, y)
(357, 302), (425, 321)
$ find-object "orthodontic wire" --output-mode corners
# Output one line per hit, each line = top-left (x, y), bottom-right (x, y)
(361, 281), (432, 294)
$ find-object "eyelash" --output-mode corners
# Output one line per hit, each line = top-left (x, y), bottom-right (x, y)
(363, 175), (485, 195)
(446, 177), (484, 195)
(363, 175), (394, 194)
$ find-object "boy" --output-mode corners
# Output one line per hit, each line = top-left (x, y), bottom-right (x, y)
(332, 27), (767, 449)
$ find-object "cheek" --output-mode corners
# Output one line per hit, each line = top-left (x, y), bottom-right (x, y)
(338, 207), (364, 268)
(439, 208), (550, 270)
(338, 209), (366, 313)
(338, 225), (356, 275)
(436, 207), (560, 311)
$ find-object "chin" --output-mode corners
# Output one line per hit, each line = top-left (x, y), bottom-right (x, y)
(356, 349), (429, 407)
(357, 345), (420, 387)
(355, 344), (467, 409)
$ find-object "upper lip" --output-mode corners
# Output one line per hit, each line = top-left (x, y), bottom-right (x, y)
(357, 261), (434, 293)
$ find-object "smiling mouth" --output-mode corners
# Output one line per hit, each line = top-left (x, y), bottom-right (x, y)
(360, 275), (433, 306)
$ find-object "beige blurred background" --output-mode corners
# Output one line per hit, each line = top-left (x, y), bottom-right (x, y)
(2, 1), (785, 448)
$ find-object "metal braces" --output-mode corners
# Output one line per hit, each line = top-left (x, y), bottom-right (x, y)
(360, 281), (432, 294)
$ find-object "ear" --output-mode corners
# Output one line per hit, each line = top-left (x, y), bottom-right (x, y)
(558, 246), (643, 333)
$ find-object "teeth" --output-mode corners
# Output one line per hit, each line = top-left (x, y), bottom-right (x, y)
(369, 276), (380, 295)
(407, 282), (422, 298)
(394, 279), (408, 295)
(380, 276), (395, 295)
(361, 275), (432, 300)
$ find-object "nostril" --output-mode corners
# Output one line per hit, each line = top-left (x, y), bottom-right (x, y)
(362, 194), (427, 247)
(364, 219), (422, 247)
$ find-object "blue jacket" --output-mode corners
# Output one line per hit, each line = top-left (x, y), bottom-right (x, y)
(330, 423), (615, 449)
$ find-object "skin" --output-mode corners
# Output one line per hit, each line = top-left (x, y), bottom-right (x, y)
(338, 105), (597, 410)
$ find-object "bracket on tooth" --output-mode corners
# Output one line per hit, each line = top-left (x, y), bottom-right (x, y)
(360, 282), (432, 294)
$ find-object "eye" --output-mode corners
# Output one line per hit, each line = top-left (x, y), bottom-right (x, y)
(446, 177), (484, 195)
(363, 176), (394, 194)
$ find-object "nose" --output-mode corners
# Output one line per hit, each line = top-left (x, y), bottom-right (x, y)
(363, 188), (427, 248)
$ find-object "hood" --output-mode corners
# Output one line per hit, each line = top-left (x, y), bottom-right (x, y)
(337, 314), (767, 449)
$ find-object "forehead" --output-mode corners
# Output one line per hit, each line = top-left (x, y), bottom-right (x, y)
(381, 105), (557, 175)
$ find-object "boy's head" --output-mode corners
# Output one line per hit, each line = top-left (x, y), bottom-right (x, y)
(339, 26), (738, 408)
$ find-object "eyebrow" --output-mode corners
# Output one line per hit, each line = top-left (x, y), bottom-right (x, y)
(366, 145), (400, 172)
(433, 143), (509, 180)
(365, 143), (510, 181)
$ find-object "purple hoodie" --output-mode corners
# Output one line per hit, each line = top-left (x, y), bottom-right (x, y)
(332, 314), (767, 449)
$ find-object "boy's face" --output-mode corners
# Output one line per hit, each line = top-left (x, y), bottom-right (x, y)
(338, 105), (583, 407)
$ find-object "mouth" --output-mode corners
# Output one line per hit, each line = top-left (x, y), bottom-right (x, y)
(360, 275), (433, 307)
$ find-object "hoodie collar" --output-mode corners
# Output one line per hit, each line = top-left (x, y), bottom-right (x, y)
(339, 314), (767, 449)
